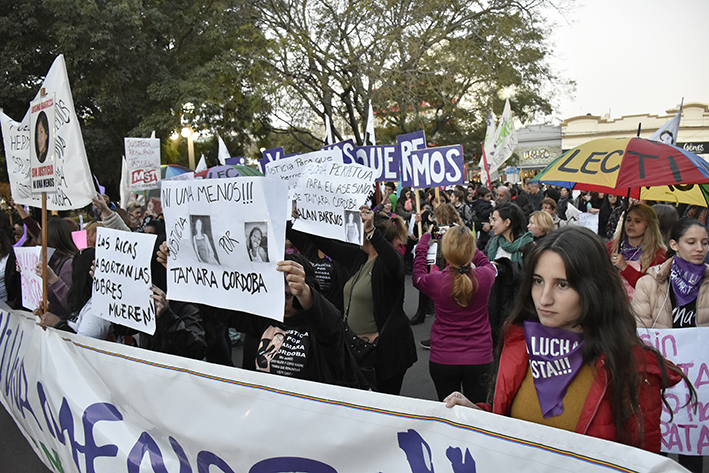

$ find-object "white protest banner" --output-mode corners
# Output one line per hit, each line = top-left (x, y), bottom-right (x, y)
(265, 148), (343, 219)
(92, 228), (158, 335)
(639, 327), (709, 456)
(14, 247), (55, 311)
(29, 93), (57, 194)
(578, 212), (599, 232)
(353, 144), (400, 182)
(162, 177), (287, 320)
(402, 144), (465, 188)
(322, 138), (356, 164)
(292, 162), (375, 244)
(0, 307), (686, 473)
(398, 130), (427, 187)
(124, 137), (161, 191)
(0, 55), (96, 210)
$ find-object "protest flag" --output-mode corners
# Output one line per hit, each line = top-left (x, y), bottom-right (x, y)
(0, 54), (95, 210)
(364, 102), (376, 146)
(119, 156), (130, 209)
(650, 99), (683, 146)
(195, 154), (208, 173)
(479, 111), (495, 186)
(488, 98), (518, 176)
(216, 132), (230, 165)
(324, 114), (335, 145)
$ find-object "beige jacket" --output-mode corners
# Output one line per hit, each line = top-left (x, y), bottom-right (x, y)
(633, 257), (709, 329)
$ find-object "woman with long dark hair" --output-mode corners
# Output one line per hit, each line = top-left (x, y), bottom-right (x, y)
(486, 203), (534, 270)
(0, 211), (20, 308)
(34, 217), (79, 317)
(413, 225), (496, 402)
(445, 226), (694, 453)
(608, 203), (666, 300)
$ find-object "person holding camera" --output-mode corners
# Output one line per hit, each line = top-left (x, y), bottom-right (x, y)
(413, 225), (496, 402)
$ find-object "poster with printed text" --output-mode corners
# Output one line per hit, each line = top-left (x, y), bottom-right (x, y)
(161, 177), (287, 321)
(93, 227), (157, 335)
(292, 162), (375, 243)
(29, 93), (57, 194)
(125, 137), (161, 191)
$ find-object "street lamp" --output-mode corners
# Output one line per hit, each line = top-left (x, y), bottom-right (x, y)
(181, 127), (196, 170)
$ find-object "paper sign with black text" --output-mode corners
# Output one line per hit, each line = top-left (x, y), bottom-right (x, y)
(639, 327), (709, 455)
(398, 130), (427, 187)
(161, 177), (287, 320)
(93, 228), (157, 335)
(14, 246), (55, 311)
(354, 144), (400, 182)
(125, 137), (161, 190)
(292, 162), (375, 243)
(0, 55), (96, 210)
(402, 144), (465, 188)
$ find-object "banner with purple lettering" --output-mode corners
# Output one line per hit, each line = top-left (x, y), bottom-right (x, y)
(639, 327), (709, 456)
(398, 130), (427, 187)
(258, 147), (285, 174)
(353, 144), (400, 182)
(161, 177), (287, 321)
(322, 139), (356, 164)
(401, 144), (465, 188)
(0, 307), (686, 473)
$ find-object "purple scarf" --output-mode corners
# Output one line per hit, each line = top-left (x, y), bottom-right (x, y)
(524, 321), (585, 418)
(620, 239), (643, 262)
(670, 256), (706, 307)
(12, 225), (27, 248)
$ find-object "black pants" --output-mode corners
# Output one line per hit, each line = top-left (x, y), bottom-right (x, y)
(429, 361), (492, 403)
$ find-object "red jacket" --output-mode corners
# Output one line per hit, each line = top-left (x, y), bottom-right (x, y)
(606, 241), (667, 288)
(485, 324), (682, 452)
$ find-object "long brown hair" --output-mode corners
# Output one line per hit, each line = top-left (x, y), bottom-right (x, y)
(440, 226), (477, 307)
(611, 204), (665, 272)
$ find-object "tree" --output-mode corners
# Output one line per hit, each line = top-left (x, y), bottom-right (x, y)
(0, 0), (270, 196)
(257, 0), (569, 160)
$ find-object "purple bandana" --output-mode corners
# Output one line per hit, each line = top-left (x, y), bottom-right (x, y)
(524, 321), (585, 418)
(670, 256), (706, 307)
(620, 239), (643, 262)
(12, 225), (27, 248)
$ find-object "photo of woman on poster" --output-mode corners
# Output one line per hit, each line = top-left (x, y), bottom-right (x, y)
(35, 111), (50, 164)
(246, 223), (269, 263)
(190, 215), (220, 265)
(345, 211), (361, 244)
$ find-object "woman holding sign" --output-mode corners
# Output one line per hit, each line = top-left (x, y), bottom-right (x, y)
(445, 226), (694, 453)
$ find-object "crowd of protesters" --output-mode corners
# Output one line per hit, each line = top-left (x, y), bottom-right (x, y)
(0, 174), (706, 471)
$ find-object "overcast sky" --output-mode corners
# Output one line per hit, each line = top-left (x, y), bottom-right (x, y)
(545, 0), (709, 122)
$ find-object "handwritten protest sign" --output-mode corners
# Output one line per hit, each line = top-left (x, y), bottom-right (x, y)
(322, 139), (356, 164)
(93, 228), (157, 335)
(258, 146), (285, 174)
(14, 247), (55, 310)
(578, 212), (599, 232)
(125, 137), (161, 191)
(1, 55), (96, 210)
(161, 177), (287, 320)
(292, 162), (375, 243)
(398, 130), (427, 187)
(265, 148), (343, 220)
(639, 327), (709, 455)
(29, 93), (57, 194)
(401, 144), (465, 188)
(354, 144), (400, 182)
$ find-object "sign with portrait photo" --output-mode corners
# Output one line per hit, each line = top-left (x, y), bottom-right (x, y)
(29, 93), (57, 194)
(161, 177), (287, 321)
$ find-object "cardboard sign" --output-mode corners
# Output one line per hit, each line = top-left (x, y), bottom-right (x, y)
(402, 144), (465, 188)
(29, 93), (57, 194)
(354, 145), (400, 182)
(398, 130), (427, 187)
(14, 246), (55, 310)
(0, 55), (96, 210)
(161, 177), (287, 320)
(93, 228), (157, 335)
(292, 162), (375, 244)
(639, 327), (709, 456)
(125, 137), (161, 191)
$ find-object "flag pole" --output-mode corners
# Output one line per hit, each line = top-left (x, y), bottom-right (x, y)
(40, 87), (49, 314)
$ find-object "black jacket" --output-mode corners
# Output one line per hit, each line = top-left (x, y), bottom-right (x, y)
(140, 301), (207, 360)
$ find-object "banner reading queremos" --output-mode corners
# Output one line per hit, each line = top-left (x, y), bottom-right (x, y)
(638, 327), (709, 456)
(161, 177), (288, 321)
(0, 308), (687, 473)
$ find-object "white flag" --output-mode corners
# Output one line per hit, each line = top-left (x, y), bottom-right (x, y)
(195, 154), (208, 173)
(1, 54), (96, 210)
(119, 156), (129, 209)
(650, 101), (683, 146)
(324, 114), (335, 145)
(488, 98), (517, 175)
(364, 103), (376, 146)
(479, 111), (495, 186)
(216, 132), (230, 165)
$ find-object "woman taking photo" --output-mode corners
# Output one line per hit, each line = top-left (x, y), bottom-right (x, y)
(413, 225), (496, 402)
(608, 203), (666, 299)
(486, 203), (534, 270)
(445, 226), (694, 453)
